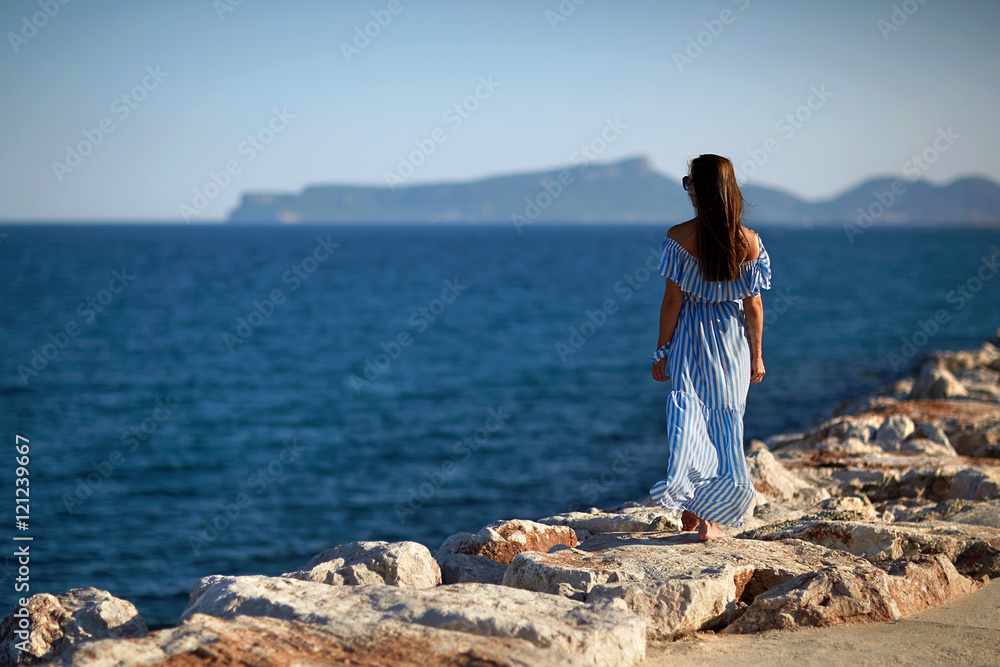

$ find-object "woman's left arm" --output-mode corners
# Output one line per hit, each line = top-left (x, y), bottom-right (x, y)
(652, 279), (683, 382)
(742, 294), (765, 383)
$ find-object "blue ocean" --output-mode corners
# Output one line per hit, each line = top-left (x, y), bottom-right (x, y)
(1, 223), (998, 628)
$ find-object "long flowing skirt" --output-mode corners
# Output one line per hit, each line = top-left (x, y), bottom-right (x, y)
(649, 296), (756, 526)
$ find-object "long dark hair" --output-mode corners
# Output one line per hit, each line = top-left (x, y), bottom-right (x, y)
(689, 154), (748, 281)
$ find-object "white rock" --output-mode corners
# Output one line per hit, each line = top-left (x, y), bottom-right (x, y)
(0, 588), (146, 666)
(876, 414), (916, 451)
(183, 575), (646, 667)
(754, 516), (1000, 578)
(947, 468), (1000, 501)
(723, 554), (981, 634)
(814, 495), (880, 520)
(911, 422), (951, 447)
(910, 363), (969, 399)
(899, 437), (957, 457)
(503, 531), (878, 640)
(746, 446), (830, 505)
(537, 506), (681, 535)
(49, 612), (591, 667)
(282, 540), (441, 588)
(950, 499), (1000, 528)
(435, 519), (578, 565)
(436, 552), (506, 585)
(815, 436), (882, 455)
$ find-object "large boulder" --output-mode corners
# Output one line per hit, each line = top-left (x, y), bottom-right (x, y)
(503, 531), (886, 640)
(537, 503), (681, 536)
(751, 517), (1000, 578)
(947, 468), (1000, 501)
(910, 363), (969, 400)
(770, 442), (1000, 503)
(876, 414), (915, 450)
(949, 499), (1000, 528)
(436, 552), (506, 585)
(723, 565), (901, 633)
(723, 555), (980, 634)
(49, 612), (589, 667)
(182, 575), (646, 667)
(745, 443), (829, 505)
(282, 540), (440, 588)
(899, 437), (957, 457)
(435, 519), (578, 566)
(0, 588), (146, 666)
(944, 411), (1000, 457)
(885, 554), (984, 616)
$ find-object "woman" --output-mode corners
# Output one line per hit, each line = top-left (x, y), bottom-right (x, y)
(649, 153), (770, 541)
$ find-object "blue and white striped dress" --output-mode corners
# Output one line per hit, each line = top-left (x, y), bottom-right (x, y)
(649, 234), (771, 527)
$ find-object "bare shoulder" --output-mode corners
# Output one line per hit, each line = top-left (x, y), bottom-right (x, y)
(667, 219), (697, 243)
(742, 227), (761, 261)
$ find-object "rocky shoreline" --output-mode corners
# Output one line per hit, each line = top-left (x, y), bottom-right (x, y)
(3, 332), (1000, 666)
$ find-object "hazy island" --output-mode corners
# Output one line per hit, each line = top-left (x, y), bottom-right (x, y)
(228, 156), (1000, 229)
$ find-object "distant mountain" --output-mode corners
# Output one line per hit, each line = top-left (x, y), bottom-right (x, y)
(227, 156), (1000, 225)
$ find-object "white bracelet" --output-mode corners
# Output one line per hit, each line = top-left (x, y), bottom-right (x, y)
(652, 342), (670, 364)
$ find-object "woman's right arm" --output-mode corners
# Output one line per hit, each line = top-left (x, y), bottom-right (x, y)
(652, 279), (683, 382)
(742, 294), (765, 383)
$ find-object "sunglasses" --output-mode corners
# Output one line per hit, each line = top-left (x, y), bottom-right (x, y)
(682, 176), (691, 191)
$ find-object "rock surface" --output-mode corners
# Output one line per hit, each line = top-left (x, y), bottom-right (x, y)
(910, 363), (969, 400)
(537, 503), (682, 536)
(434, 518), (578, 565)
(49, 612), (589, 667)
(282, 540), (441, 588)
(745, 442), (830, 505)
(750, 516), (1000, 578)
(182, 575), (646, 667)
(436, 552), (507, 585)
(504, 531), (886, 639)
(725, 554), (981, 634)
(0, 588), (146, 666)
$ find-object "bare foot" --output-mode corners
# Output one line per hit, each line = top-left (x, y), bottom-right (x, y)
(681, 510), (698, 531)
(697, 520), (727, 541)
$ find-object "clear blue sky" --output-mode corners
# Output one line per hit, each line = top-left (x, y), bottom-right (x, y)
(1, 0), (998, 221)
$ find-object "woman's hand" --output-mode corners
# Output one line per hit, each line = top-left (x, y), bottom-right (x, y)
(750, 356), (765, 383)
(652, 358), (669, 382)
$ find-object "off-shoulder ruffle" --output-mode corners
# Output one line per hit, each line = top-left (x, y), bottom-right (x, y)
(658, 236), (772, 302)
